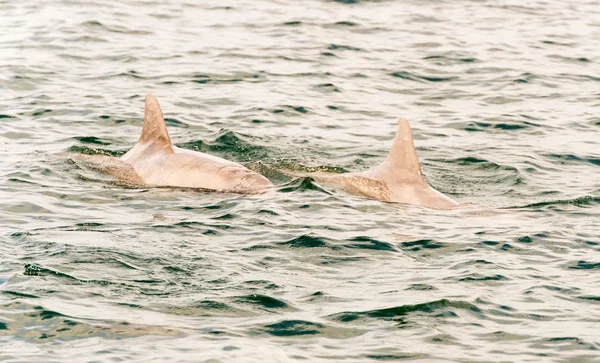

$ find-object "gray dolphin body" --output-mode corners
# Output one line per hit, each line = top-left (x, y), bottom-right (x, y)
(303, 119), (459, 209)
(109, 94), (273, 193)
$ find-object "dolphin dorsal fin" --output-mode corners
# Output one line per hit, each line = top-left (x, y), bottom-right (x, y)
(139, 94), (172, 149)
(374, 118), (424, 181)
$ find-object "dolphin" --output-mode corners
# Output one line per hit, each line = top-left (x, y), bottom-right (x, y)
(297, 118), (459, 209)
(75, 94), (273, 193)
(71, 94), (457, 208)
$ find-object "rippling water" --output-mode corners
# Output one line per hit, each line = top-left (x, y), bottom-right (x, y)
(1, 0), (599, 361)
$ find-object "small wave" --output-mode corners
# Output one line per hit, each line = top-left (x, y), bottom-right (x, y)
(328, 299), (482, 322)
(276, 234), (333, 249)
(507, 196), (599, 209)
(343, 236), (396, 251)
(405, 284), (437, 291)
(245, 234), (403, 254)
(568, 260), (600, 270)
(3, 202), (51, 213)
(170, 220), (232, 231)
(97, 115), (127, 124)
(548, 54), (591, 64)
(464, 121), (540, 132)
(323, 21), (361, 28)
(80, 20), (103, 27)
(0, 302), (181, 342)
(512, 72), (541, 84)
(196, 300), (231, 310)
(534, 336), (598, 351)
(2, 290), (39, 299)
(274, 105), (310, 114)
(390, 71), (457, 83)
(31, 108), (53, 117)
(22, 264), (116, 285)
(79, 20), (152, 35)
(277, 177), (332, 194)
(176, 129), (269, 162)
(190, 72), (266, 85)
(73, 136), (111, 145)
(234, 294), (291, 309)
(315, 83), (342, 92)
(164, 117), (189, 128)
(327, 44), (362, 51)
(65, 35), (107, 43)
(262, 320), (325, 336)
(436, 156), (518, 172)
(423, 54), (479, 65)
(400, 239), (446, 251)
(545, 153), (600, 166)
(458, 274), (509, 282)
(482, 96), (522, 104)
(117, 70), (144, 79)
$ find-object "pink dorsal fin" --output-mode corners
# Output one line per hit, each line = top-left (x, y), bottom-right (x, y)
(374, 118), (424, 181)
(139, 94), (172, 148)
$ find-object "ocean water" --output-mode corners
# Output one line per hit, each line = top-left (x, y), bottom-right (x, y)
(1, 0), (599, 361)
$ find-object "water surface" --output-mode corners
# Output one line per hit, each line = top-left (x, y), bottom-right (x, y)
(1, 0), (599, 361)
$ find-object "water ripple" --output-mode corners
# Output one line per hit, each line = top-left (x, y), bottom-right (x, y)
(1, 0), (599, 361)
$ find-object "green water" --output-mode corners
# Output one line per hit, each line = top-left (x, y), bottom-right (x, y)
(1, 0), (599, 362)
